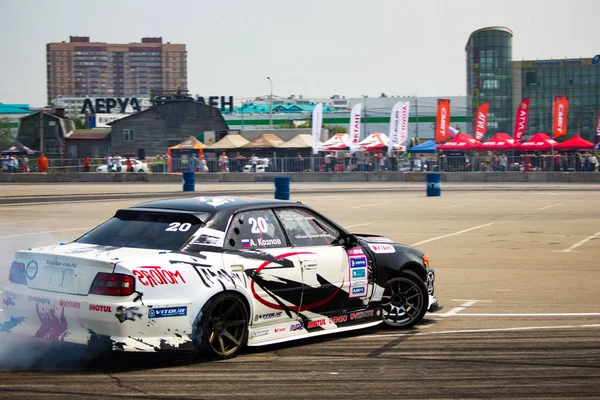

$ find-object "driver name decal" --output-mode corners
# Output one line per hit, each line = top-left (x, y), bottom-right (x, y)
(133, 266), (186, 287)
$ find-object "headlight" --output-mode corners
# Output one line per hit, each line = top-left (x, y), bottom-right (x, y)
(422, 255), (430, 267)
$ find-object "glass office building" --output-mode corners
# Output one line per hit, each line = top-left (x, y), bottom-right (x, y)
(513, 59), (600, 141)
(466, 27), (514, 137)
(467, 26), (600, 142)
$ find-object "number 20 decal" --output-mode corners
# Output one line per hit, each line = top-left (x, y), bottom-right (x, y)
(249, 217), (269, 233)
(165, 222), (191, 232)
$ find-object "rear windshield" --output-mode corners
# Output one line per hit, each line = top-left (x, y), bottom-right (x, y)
(76, 210), (208, 251)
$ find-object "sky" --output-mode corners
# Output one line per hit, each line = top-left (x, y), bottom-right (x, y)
(1, 0), (599, 107)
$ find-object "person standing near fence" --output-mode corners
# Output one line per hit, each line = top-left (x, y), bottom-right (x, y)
(37, 152), (48, 173)
(126, 157), (133, 172)
(498, 153), (507, 172)
(82, 156), (91, 172)
(22, 155), (29, 173)
(115, 154), (122, 172)
(250, 154), (258, 173)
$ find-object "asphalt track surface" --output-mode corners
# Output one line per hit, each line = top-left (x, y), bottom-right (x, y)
(0, 183), (599, 399)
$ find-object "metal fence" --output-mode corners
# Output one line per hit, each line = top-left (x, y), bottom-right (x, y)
(2, 154), (598, 174)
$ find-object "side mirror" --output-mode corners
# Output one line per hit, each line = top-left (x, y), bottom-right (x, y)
(343, 233), (358, 248)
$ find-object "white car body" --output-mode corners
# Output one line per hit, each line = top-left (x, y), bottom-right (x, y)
(2, 197), (438, 358)
(242, 164), (266, 173)
(96, 159), (149, 173)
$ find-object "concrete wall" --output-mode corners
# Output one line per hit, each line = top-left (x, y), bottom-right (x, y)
(1, 172), (599, 184)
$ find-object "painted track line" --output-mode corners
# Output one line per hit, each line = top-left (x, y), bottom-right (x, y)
(555, 231), (600, 252)
(0, 227), (94, 240)
(437, 202), (473, 210)
(351, 202), (389, 209)
(540, 203), (562, 210)
(410, 223), (494, 247)
(366, 324), (600, 340)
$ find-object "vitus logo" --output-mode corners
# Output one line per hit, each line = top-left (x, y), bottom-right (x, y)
(148, 306), (187, 319)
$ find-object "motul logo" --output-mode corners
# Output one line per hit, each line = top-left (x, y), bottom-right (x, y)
(557, 104), (565, 133)
(89, 304), (112, 312)
(440, 108), (447, 136)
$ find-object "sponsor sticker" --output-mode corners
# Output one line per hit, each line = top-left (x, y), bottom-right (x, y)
(350, 309), (375, 320)
(351, 286), (366, 296)
(250, 329), (269, 339)
(368, 244), (395, 254)
(59, 300), (81, 309)
(148, 306), (187, 319)
(349, 256), (367, 269)
(28, 295), (50, 304)
(347, 247), (365, 256)
(307, 319), (327, 329)
(89, 304), (112, 312)
(3, 298), (15, 307)
(274, 327), (286, 333)
(351, 268), (366, 279)
(254, 311), (282, 322)
(26, 260), (38, 280)
(290, 323), (303, 332)
(133, 266), (186, 288)
(46, 260), (77, 269)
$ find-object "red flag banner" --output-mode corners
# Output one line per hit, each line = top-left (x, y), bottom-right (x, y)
(595, 110), (600, 146)
(474, 102), (490, 141)
(553, 96), (569, 138)
(435, 99), (450, 143)
(513, 98), (530, 141)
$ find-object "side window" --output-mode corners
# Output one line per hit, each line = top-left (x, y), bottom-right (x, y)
(275, 208), (340, 247)
(225, 209), (286, 250)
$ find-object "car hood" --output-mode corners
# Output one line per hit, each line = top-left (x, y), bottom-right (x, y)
(355, 234), (424, 258)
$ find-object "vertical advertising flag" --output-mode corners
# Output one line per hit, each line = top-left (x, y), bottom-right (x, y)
(388, 101), (410, 154)
(595, 110), (600, 147)
(513, 98), (530, 141)
(474, 102), (490, 141)
(435, 99), (450, 143)
(348, 103), (363, 153)
(553, 96), (569, 138)
(311, 103), (323, 155)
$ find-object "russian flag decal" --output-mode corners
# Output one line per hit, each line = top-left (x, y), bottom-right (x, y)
(241, 239), (251, 247)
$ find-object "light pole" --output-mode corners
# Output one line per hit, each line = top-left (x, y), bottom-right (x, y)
(267, 76), (273, 130)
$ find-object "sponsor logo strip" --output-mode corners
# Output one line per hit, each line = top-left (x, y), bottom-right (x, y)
(133, 266), (186, 288)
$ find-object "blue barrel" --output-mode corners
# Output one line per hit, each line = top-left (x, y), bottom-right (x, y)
(183, 171), (195, 192)
(274, 177), (290, 200)
(426, 173), (441, 197)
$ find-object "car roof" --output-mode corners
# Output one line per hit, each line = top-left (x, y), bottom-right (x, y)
(130, 196), (299, 214)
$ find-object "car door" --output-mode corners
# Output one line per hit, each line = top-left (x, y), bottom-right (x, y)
(222, 208), (303, 328)
(273, 208), (370, 329)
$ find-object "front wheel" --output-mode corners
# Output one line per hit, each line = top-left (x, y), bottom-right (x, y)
(381, 270), (428, 328)
(193, 293), (249, 360)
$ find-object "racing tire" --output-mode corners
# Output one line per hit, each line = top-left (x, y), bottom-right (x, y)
(193, 293), (249, 360)
(381, 270), (428, 329)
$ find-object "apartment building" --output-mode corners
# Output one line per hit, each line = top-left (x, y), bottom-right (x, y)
(47, 36), (187, 104)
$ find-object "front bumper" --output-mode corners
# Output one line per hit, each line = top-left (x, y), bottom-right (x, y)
(1, 285), (193, 352)
(426, 268), (441, 312)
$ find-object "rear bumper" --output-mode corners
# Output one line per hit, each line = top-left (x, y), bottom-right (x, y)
(1, 285), (194, 353)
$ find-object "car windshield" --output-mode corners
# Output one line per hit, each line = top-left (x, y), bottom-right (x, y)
(76, 210), (209, 251)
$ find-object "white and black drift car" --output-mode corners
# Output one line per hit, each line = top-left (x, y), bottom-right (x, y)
(2, 197), (440, 359)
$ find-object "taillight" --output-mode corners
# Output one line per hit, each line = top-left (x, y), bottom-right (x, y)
(90, 273), (135, 296)
(9, 261), (26, 284)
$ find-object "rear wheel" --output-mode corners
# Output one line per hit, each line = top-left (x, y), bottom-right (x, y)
(381, 270), (428, 328)
(194, 293), (249, 360)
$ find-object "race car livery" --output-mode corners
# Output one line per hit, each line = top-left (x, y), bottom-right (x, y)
(1, 197), (439, 359)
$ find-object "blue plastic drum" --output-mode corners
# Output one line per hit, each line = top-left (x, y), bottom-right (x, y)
(274, 177), (290, 200)
(183, 171), (195, 192)
(426, 173), (441, 197)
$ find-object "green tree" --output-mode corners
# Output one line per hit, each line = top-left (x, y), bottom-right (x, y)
(0, 118), (15, 148)
(327, 125), (347, 134)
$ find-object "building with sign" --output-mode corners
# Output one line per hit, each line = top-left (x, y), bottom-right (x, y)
(467, 26), (600, 141)
(46, 36), (186, 105)
(108, 100), (229, 158)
